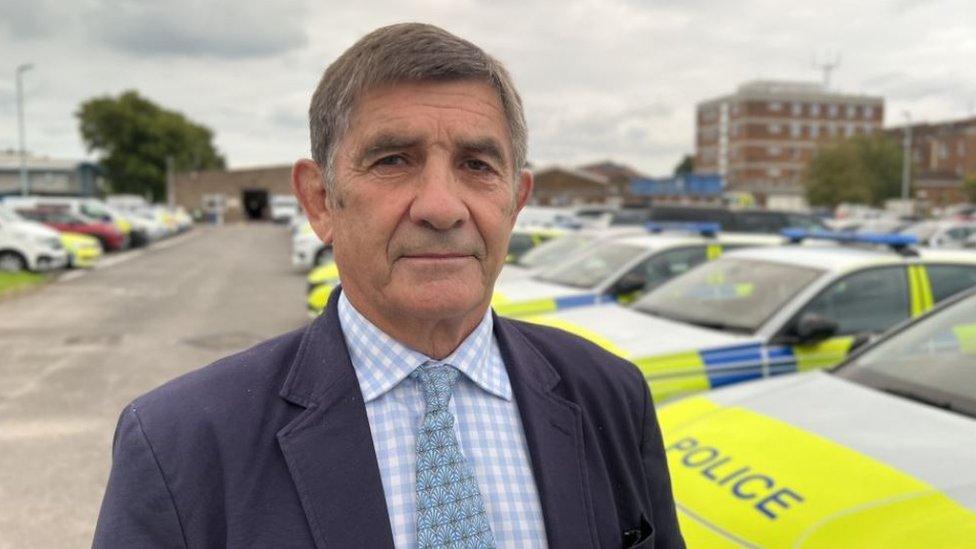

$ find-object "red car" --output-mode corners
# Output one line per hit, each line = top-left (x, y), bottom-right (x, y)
(16, 208), (128, 251)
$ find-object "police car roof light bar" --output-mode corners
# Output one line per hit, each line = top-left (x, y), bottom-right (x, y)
(781, 228), (919, 253)
(645, 222), (721, 237)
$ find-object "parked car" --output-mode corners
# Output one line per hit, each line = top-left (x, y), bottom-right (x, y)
(900, 220), (976, 248)
(15, 208), (128, 251)
(270, 194), (300, 224)
(659, 287), (976, 546)
(60, 232), (102, 268)
(0, 206), (68, 272)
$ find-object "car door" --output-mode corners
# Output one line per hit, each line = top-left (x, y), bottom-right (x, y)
(772, 266), (912, 372)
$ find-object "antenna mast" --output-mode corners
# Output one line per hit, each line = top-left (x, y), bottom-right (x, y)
(812, 52), (841, 90)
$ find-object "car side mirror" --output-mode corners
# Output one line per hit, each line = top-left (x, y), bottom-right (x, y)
(795, 313), (838, 343)
(612, 272), (646, 297)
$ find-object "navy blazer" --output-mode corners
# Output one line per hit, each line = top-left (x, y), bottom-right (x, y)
(94, 289), (683, 548)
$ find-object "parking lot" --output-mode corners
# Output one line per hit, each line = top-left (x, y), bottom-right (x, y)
(0, 223), (307, 548)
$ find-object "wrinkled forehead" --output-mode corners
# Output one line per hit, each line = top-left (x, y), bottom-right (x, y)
(344, 80), (513, 161)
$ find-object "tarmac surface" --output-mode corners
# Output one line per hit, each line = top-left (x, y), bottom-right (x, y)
(0, 223), (309, 548)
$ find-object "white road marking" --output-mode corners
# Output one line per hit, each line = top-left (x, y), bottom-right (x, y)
(58, 270), (87, 282)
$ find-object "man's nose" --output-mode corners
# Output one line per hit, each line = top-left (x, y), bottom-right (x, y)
(408, 159), (470, 231)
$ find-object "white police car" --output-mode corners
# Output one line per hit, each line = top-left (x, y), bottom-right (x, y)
(498, 226), (647, 283)
(525, 231), (976, 402)
(659, 286), (976, 546)
(493, 223), (782, 318)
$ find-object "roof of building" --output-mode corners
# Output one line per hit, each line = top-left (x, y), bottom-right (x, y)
(698, 79), (883, 108)
(531, 165), (610, 185)
(0, 152), (85, 171)
(578, 160), (648, 182)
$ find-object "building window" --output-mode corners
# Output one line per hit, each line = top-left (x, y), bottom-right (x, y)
(811, 103), (821, 116)
(768, 146), (782, 156)
(731, 103), (740, 115)
(792, 102), (803, 116)
(768, 167), (782, 177)
(769, 123), (782, 134)
(828, 104), (838, 118)
(792, 148), (803, 160)
(846, 123), (855, 136)
(959, 142), (966, 156)
(791, 122), (802, 138)
(769, 101), (782, 112)
(863, 105), (874, 118)
(828, 124), (838, 136)
(846, 105), (856, 118)
(810, 123), (820, 138)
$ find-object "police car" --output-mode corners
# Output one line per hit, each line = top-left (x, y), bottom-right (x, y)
(292, 220), (332, 271)
(493, 224), (782, 318)
(498, 226), (647, 283)
(524, 231), (976, 402)
(659, 286), (976, 546)
(304, 225), (563, 316)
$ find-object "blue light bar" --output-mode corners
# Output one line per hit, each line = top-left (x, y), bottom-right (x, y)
(781, 228), (918, 248)
(645, 222), (721, 237)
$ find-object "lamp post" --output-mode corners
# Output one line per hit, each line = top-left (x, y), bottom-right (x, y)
(16, 63), (34, 196)
(901, 111), (912, 201)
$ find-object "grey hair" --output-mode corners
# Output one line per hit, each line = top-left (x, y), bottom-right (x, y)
(308, 23), (527, 203)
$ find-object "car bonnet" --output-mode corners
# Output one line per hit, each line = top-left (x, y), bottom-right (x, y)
(657, 371), (976, 547)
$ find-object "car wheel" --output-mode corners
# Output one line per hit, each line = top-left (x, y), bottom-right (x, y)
(0, 251), (28, 272)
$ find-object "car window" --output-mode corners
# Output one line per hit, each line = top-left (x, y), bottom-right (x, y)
(536, 242), (645, 289)
(619, 246), (708, 294)
(517, 233), (595, 268)
(507, 233), (536, 261)
(926, 264), (976, 303)
(633, 258), (824, 333)
(786, 214), (827, 231)
(795, 267), (910, 336)
(730, 211), (785, 234)
(837, 291), (976, 419)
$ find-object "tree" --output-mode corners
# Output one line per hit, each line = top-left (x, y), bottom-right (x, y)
(963, 177), (976, 203)
(77, 91), (225, 201)
(804, 134), (903, 208)
(673, 154), (694, 176)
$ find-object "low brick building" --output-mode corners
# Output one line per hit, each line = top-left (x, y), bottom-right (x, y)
(173, 165), (292, 222)
(531, 166), (617, 205)
(887, 116), (976, 206)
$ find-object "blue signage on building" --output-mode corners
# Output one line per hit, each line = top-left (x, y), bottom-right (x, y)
(630, 173), (724, 196)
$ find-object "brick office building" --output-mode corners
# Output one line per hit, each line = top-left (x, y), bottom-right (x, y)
(695, 80), (884, 207)
(886, 116), (976, 207)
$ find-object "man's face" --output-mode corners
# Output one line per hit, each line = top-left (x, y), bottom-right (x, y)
(320, 80), (531, 324)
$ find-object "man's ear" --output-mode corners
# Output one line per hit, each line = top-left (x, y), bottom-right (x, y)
(512, 169), (534, 223)
(291, 159), (334, 244)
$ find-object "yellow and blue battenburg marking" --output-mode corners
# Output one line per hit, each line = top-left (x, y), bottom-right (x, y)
(492, 292), (617, 317)
(636, 340), (858, 402)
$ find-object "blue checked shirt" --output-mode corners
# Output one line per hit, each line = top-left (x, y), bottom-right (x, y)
(338, 293), (548, 548)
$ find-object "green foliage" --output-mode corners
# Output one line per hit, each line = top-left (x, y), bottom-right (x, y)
(804, 134), (903, 208)
(963, 177), (976, 203)
(673, 154), (694, 176)
(77, 91), (225, 201)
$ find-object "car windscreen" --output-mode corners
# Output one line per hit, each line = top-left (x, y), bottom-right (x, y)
(609, 209), (651, 226)
(534, 242), (645, 289)
(517, 233), (595, 268)
(632, 257), (824, 333)
(0, 206), (23, 223)
(835, 291), (976, 419)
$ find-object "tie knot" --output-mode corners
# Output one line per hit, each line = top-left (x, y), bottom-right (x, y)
(412, 363), (459, 411)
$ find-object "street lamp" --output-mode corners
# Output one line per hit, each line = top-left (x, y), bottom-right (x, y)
(16, 63), (34, 196)
(901, 111), (912, 201)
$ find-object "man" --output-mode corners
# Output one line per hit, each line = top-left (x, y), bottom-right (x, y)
(94, 23), (682, 548)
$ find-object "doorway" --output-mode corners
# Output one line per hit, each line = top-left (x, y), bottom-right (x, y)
(241, 189), (269, 220)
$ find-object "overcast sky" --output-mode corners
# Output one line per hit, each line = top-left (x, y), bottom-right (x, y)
(1, 0), (974, 176)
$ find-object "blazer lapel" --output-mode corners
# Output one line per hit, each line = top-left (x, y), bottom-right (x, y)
(494, 316), (599, 548)
(277, 289), (395, 548)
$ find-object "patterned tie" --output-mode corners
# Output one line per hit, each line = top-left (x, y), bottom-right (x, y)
(412, 362), (496, 549)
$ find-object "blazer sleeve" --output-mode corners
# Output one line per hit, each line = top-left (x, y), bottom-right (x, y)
(640, 384), (685, 549)
(92, 406), (186, 549)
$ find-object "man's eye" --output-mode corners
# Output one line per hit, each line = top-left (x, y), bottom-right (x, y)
(375, 155), (407, 167)
(464, 159), (492, 172)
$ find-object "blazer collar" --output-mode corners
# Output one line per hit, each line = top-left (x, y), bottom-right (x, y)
(277, 288), (395, 548)
(494, 315), (600, 548)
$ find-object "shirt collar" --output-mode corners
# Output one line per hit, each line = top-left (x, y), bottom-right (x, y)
(337, 292), (511, 403)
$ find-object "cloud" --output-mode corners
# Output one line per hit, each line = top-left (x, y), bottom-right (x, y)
(84, 0), (309, 59)
(0, 0), (60, 40)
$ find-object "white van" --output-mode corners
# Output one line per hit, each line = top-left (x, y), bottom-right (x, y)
(0, 206), (69, 272)
(270, 194), (300, 223)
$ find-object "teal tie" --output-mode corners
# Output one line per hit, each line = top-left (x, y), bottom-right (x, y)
(412, 363), (496, 548)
